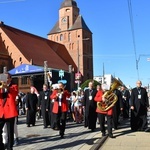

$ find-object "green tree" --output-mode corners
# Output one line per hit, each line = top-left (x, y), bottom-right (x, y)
(80, 79), (100, 90)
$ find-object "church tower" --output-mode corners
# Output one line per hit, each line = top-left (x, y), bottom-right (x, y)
(48, 0), (93, 82)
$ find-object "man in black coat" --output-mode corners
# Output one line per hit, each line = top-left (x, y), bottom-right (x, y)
(120, 85), (131, 119)
(130, 80), (149, 131)
(83, 80), (97, 132)
(112, 89), (123, 129)
(38, 84), (51, 129)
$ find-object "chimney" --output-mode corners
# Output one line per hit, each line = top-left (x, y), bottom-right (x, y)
(0, 21), (4, 26)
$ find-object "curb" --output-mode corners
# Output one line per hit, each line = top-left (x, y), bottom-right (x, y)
(90, 135), (108, 150)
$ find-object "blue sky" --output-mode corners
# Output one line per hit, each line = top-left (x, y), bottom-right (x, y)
(0, 0), (150, 88)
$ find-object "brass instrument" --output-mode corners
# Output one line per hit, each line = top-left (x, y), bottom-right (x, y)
(0, 81), (5, 88)
(97, 78), (122, 111)
(0, 74), (8, 89)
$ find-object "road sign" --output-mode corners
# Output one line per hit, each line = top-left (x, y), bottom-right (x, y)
(59, 69), (64, 79)
(58, 80), (67, 84)
(75, 72), (81, 80)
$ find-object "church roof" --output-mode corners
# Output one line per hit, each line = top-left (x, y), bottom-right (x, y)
(0, 22), (77, 71)
(60, 0), (77, 9)
(48, 15), (91, 35)
(48, 21), (61, 34)
(70, 15), (92, 33)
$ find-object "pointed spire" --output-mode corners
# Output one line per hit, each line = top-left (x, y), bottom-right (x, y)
(60, 0), (77, 8)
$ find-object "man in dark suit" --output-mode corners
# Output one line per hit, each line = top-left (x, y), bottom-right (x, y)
(130, 80), (149, 131)
(112, 89), (123, 129)
(120, 85), (130, 119)
(83, 80), (97, 132)
(38, 84), (51, 129)
(0, 74), (18, 150)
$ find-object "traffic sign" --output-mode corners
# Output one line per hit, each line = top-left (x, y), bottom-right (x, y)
(59, 69), (64, 79)
(58, 80), (67, 84)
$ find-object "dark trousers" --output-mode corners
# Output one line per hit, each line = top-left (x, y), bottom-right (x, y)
(56, 107), (67, 136)
(98, 113), (113, 135)
(42, 110), (50, 127)
(123, 101), (129, 118)
(0, 117), (15, 150)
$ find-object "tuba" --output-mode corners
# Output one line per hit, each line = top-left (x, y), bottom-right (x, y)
(97, 78), (122, 111)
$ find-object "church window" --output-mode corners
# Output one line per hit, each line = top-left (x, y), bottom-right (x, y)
(72, 43), (74, 50)
(60, 34), (63, 41)
(14, 60), (16, 66)
(19, 57), (22, 62)
(66, 9), (70, 12)
(68, 33), (71, 42)
(69, 43), (71, 50)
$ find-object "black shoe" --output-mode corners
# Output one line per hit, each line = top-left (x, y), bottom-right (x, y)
(43, 126), (47, 129)
(102, 132), (106, 136)
(59, 131), (64, 138)
(109, 134), (115, 138)
(91, 129), (95, 132)
(14, 138), (19, 146)
(4, 143), (7, 149)
(32, 124), (35, 126)
(27, 124), (30, 127)
(60, 134), (64, 138)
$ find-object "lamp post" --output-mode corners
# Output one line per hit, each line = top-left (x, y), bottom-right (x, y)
(76, 38), (90, 90)
(44, 61), (48, 85)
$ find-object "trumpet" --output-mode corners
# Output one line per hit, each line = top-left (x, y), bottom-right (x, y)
(0, 74), (8, 89)
(0, 81), (8, 89)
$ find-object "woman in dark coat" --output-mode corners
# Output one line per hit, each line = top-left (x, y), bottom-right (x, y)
(26, 87), (38, 127)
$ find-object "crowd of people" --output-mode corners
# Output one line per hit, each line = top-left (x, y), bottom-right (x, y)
(0, 74), (149, 150)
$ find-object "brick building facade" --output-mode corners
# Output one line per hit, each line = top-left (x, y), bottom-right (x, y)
(48, 0), (94, 82)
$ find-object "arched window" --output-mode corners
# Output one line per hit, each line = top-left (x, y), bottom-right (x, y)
(69, 43), (71, 50)
(72, 43), (74, 50)
(14, 60), (16, 66)
(60, 34), (63, 41)
(68, 33), (71, 42)
(19, 57), (22, 62)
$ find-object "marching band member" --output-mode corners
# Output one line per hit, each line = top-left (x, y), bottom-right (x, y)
(94, 84), (114, 138)
(50, 82), (70, 138)
(0, 74), (18, 150)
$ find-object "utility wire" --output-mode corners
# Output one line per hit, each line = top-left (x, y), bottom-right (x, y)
(0, 0), (25, 4)
(127, 0), (139, 79)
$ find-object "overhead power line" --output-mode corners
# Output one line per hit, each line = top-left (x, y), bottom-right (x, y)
(0, 0), (25, 4)
(127, 0), (139, 79)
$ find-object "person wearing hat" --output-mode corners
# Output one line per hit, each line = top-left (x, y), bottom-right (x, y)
(50, 82), (70, 138)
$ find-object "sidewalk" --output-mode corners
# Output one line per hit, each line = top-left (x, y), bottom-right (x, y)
(13, 110), (150, 150)
(99, 110), (150, 150)
(13, 116), (104, 150)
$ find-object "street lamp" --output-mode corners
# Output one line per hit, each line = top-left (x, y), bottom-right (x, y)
(76, 38), (90, 89)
